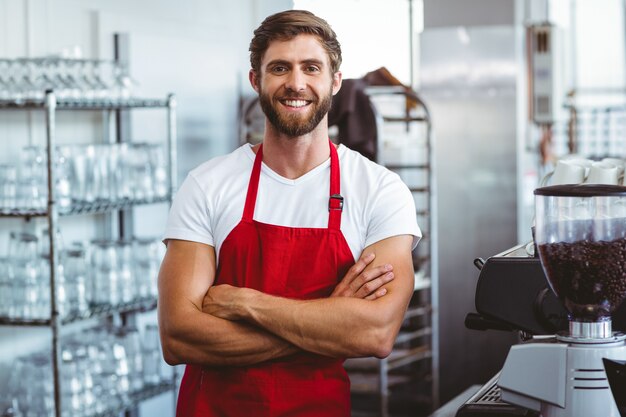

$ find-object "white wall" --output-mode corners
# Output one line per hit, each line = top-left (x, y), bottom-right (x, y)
(0, 0), (292, 415)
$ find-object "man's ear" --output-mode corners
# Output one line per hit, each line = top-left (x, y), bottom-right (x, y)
(249, 70), (260, 93)
(332, 71), (343, 96)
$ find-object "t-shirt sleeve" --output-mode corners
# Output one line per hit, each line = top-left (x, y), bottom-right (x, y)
(163, 173), (214, 246)
(364, 172), (422, 250)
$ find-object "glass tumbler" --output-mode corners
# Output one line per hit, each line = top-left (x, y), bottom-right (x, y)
(133, 238), (162, 299)
(116, 240), (135, 303)
(0, 163), (17, 211)
(63, 247), (89, 316)
(142, 323), (162, 385)
(91, 240), (118, 306)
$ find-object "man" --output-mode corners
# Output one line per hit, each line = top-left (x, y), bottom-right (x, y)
(158, 9), (421, 417)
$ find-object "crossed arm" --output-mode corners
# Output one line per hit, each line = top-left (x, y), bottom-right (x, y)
(158, 235), (414, 367)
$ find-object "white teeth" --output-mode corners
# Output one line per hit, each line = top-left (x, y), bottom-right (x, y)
(284, 100), (308, 108)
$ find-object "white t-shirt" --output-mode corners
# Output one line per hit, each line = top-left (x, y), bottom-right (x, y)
(164, 144), (421, 261)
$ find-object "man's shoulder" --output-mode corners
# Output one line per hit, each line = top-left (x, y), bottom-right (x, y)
(189, 144), (253, 182)
(339, 145), (399, 182)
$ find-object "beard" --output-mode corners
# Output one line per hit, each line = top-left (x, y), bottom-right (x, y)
(258, 84), (333, 137)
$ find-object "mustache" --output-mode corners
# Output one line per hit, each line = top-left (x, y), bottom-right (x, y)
(277, 92), (315, 101)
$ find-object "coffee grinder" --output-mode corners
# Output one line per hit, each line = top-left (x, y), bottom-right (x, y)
(498, 184), (626, 416)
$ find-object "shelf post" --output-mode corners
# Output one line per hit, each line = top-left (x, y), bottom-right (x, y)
(167, 93), (178, 196)
(45, 89), (62, 417)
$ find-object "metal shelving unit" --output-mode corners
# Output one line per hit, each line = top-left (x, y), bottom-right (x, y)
(0, 88), (177, 417)
(344, 86), (438, 417)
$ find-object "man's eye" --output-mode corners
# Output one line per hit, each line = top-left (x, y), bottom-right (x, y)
(272, 66), (287, 73)
(306, 66), (320, 73)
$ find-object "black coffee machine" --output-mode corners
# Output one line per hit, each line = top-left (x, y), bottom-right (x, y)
(458, 240), (626, 417)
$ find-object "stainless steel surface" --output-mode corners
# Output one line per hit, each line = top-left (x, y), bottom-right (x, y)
(569, 320), (612, 339)
(421, 24), (520, 403)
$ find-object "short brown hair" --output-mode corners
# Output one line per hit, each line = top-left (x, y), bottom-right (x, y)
(249, 10), (342, 75)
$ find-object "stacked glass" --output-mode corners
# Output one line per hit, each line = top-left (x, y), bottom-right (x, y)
(0, 57), (136, 104)
(0, 143), (168, 214)
(1, 324), (165, 417)
(0, 233), (164, 320)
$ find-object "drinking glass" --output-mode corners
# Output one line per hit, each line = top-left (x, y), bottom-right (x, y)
(9, 232), (49, 319)
(19, 353), (55, 417)
(91, 240), (118, 306)
(116, 143), (133, 200)
(0, 164), (17, 211)
(116, 240), (135, 303)
(71, 145), (97, 204)
(20, 145), (46, 184)
(133, 238), (162, 298)
(0, 258), (12, 317)
(112, 331), (131, 401)
(142, 323), (162, 385)
(128, 144), (154, 200)
(61, 342), (85, 416)
(147, 144), (169, 198)
(63, 247), (89, 316)
(119, 326), (145, 392)
(55, 145), (73, 212)
(16, 178), (46, 211)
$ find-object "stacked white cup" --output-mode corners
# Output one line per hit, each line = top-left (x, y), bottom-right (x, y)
(543, 156), (625, 186)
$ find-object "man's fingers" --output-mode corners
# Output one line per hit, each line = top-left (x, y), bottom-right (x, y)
(365, 287), (387, 300)
(348, 252), (375, 279)
(357, 271), (394, 298)
(332, 254), (395, 299)
(351, 264), (393, 291)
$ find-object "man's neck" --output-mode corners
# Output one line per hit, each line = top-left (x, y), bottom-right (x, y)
(259, 121), (333, 180)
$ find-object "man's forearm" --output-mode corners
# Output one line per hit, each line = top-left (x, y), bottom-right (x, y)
(204, 236), (416, 359)
(239, 292), (401, 358)
(160, 308), (299, 367)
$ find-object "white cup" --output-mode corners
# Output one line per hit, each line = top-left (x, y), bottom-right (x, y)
(585, 161), (620, 185)
(602, 158), (625, 176)
(562, 157), (593, 177)
(542, 160), (586, 186)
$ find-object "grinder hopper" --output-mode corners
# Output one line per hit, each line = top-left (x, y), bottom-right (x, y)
(534, 184), (626, 338)
(497, 184), (626, 417)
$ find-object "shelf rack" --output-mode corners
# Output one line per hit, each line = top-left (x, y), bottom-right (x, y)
(344, 86), (438, 417)
(0, 89), (177, 417)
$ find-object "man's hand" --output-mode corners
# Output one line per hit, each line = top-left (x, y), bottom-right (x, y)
(330, 253), (394, 299)
(202, 252), (394, 319)
(201, 236), (413, 359)
(203, 284), (251, 321)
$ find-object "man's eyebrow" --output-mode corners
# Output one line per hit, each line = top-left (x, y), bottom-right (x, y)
(265, 59), (326, 68)
(266, 59), (291, 68)
(301, 59), (325, 66)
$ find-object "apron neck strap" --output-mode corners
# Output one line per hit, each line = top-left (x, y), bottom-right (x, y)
(242, 141), (343, 230)
(327, 141), (343, 230)
(242, 144), (264, 221)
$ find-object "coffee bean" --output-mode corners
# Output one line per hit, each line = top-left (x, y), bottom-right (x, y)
(539, 236), (626, 321)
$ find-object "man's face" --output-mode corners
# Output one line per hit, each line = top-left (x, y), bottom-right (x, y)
(251, 34), (341, 137)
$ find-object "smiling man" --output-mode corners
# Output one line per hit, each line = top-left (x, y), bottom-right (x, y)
(158, 10), (421, 417)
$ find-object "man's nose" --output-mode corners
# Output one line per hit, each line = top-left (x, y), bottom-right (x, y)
(285, 69), (306, 92)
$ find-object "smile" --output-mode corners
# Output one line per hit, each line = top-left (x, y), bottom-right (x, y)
(280, 99), (311, 108)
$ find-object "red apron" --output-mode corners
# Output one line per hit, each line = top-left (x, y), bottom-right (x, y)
(176, 141), (355, 417)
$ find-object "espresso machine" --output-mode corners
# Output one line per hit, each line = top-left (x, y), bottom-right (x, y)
(460, 184), (626, 417)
